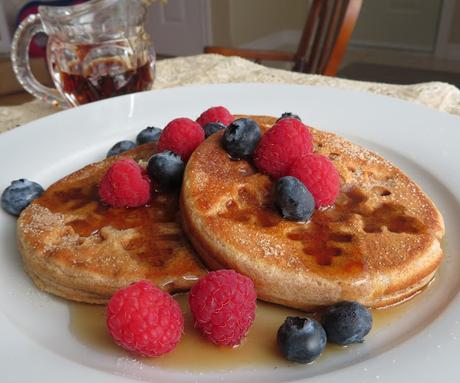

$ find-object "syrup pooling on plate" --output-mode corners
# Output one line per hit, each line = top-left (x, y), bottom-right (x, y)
(69, 295), (304, 370)
(68, 285), (433, 372)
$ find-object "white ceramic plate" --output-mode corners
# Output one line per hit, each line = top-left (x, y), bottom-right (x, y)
(1, 84), (459, 383)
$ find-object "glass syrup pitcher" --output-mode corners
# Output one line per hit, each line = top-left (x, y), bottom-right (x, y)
(11, 0), (155, 108)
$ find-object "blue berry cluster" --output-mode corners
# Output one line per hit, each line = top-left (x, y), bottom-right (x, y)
(277, 301), (372, 363)
(106, 126), (162, 158)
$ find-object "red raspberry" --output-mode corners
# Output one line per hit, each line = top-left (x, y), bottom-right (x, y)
(288, 154), (340, 207)
(196, 106), (234, 127)
(254, 118), (313, 179)
(189, 270), (257, 346)
(99, 158), (151, 208)
(107, 281), (184, 357)
(158, 118), (204, 161)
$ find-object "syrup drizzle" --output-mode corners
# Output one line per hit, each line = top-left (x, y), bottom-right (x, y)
(288, 187), (426, 269)
(286, 186), (427, 267)
(35, 155), (205, 284)
(218, 183), (428, 268)
(68, 289), (430, 372)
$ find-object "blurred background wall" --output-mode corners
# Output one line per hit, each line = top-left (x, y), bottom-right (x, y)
(3, 0), (460, 61)
(1, 0), (460, 102)
(2, 0), (460, 57)
(211, 0), (307, 47)
(2, 0), (29, 33)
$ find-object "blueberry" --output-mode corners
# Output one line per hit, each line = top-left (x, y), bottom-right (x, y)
(277, 316), (327, 364)
(221, 118), (261, 159)
(322, 301), (372, 345)
(277, 112), (301, 122)
(1, 179), (44, 216)
(275, 176), (314, 221)
(147, 150), (184, 190)
(136, 126), (162, 145)
(106, 140), (137, 157)
(203, 122), (226, 138)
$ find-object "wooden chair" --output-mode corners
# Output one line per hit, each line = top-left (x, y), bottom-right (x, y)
(205, 0), (362, 76)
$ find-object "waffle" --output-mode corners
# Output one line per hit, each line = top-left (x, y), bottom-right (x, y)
(17, 143), (206, 304)
(181, 115), (445, 310)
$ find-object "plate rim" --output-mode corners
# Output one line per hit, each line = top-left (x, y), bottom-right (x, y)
(1, 83), (459, 383)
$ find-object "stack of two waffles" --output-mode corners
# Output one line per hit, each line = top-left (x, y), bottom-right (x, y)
(17, 115), (444, 310)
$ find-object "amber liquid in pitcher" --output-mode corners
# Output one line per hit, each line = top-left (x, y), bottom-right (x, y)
(60, 60), (153, 105)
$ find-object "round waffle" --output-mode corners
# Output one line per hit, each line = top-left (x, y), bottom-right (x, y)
(181, 115), (445, 310)
(17, 143), (206, 304)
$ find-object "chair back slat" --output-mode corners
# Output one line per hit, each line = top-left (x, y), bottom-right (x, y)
(307, 0), (331, 74)
(293, 0), (362, 76)
(317, 0), (347, 74)
(323, 0), (362, 76)
(292, 0), (322, 72)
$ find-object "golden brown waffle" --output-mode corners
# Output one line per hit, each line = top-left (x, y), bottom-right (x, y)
(17, 143), (206, 304)
(181, 115), (445, 310)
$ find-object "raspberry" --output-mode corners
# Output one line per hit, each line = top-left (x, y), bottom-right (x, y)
(189, 270), (257, 346)
(288, 154), (340, 207)
(196, 106), (234, 127)
(158, 118), (204, 161)
(99, 158), (151, 207)
(254, 118), (313, 179)
(107, 281), (184, 357)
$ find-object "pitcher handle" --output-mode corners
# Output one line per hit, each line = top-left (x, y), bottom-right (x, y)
(11, 14), (69, 108)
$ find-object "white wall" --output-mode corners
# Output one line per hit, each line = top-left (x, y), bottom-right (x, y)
(211, 0), (307, 48)
(351, 0), (443, 52)
(3, 0), (30, 34)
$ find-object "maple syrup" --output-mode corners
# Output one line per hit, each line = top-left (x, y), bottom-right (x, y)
(217, 182), (427, 273)
(34, 146), (206, 292)
(68, 288), (428, 372)
(285, 186), (427, 267)
(59, 60), (153, 105)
